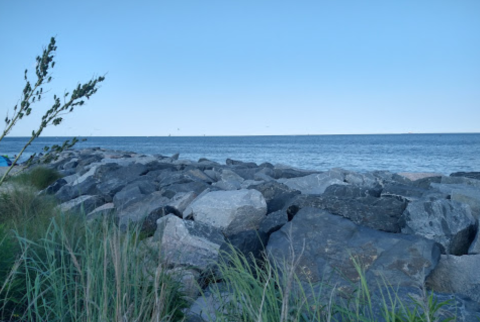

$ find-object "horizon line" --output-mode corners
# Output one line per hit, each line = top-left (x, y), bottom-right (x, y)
(6, 131), (480, 138)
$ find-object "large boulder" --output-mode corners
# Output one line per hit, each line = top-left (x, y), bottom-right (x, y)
(55, 176), (99, 202)
(189, 189), (267, 237)
(285, 194), (407, 232)
(400, 199), (477, 255)
(153, 214), (225, 273)
(431, 183), (480, 219)
(115, 192), (170, 234)
(267, 207), (441, 289)
(426, 254), (480, 304)
(279, 171), (346, 195)
(450, 172), (480, 181)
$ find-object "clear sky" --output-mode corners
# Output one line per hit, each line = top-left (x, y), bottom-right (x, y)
(1, 1), (479, 136)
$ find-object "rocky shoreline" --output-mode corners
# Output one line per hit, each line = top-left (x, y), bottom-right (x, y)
(33, 147), (480, 321)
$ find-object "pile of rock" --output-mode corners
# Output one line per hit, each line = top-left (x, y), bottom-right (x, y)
(42, 148), (480, 321)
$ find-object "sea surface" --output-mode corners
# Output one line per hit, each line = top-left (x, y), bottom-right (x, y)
(1, 134), (479, 175)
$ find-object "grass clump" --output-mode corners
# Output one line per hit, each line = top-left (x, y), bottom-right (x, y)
(0, 216), (188, 322)
(7, 166), (62, 190)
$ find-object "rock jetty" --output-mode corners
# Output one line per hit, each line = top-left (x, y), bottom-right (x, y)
(39, 147), (480, 321)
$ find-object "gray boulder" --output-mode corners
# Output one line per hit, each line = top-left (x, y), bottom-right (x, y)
(55, 176), (99, 202)
(285, 194), (407, 232)
(426, 254), (480, 304)
(279, 171), (346, 195)
(116, 192), (170, 234)
(153, 214), (225, 272)
(401, 199), (477, 255)
(259, 209), (288, 236)
(267, 207), (441, 289)
(381, 183), (432, 201)
(190, 189), (267, 237)
(59, 195), (105, 214)
(431, 183), (480, 219)
(86, 203), (115, 221)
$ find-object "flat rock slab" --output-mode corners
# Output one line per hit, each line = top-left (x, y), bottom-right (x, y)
(267, 207), (441, 289)
(190, 189), (267, 236)
(426, 254), (480, 304)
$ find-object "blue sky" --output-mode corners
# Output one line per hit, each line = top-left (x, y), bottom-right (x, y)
(1, 1), (479, 136)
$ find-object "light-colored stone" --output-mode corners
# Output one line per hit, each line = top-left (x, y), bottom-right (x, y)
(397, 172), (442, 181)
(153, 214), (224, 272)
(401, 199), (476, 255)
(86, 203), (115, 220)
(190, 189), (267, 236)
(279, 171), (346, 194)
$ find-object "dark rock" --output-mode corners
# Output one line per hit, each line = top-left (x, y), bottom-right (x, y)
(55, 176), (99, 202)
(113, 185), (145, 210)
(59, 195), (105, 214)
(323, 184), (382, 198)
(450, 172), (480, 181)
(116, 192), (170, 234)
(381, 183), (432, 201)
(272, 167), (318, 180)
(249, 181), (300, 213)
(426, 254), (480, 304)
(259, 210), (288, 236)
(226, 158), (257, 168)
(158, 171), (195, 187)
(45, 178), (67, 194)
(267, 207), (441, 289)
(400, 199), (477, 255)
(285, 194), (407, 232)
(412, 176), (442, 189)
(160, 181), (209, 198)
(220, 230), (268, 262)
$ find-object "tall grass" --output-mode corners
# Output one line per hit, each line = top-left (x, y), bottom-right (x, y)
(1, 216), (188, 322)
(201, 246), (457, 322)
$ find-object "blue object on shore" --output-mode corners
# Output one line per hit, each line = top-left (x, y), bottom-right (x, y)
(0, 155), (12, 167)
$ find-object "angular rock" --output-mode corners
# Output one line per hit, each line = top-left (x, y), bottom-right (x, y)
(113, 185), (144, 210)
(226, 158), (257, 168)
(381, 183), (431, 201)
(426, 254), (480, 304)
(344, 171), (378, 188)
(55, 176), (99, 202)
(431, 183), (480, 219)
(400, 199), (477, 255)
(190, 189), (267, 236)
(285, 194), (407, 232)
(166, 191), (197, 217)
(116, 192), (170, 234)
(249, 181), (300, 213)
(59, 195), (104, 214)
(267, 207), (441, 289)
(153, 214), (224, 272)
(272, 166), (318, 180)
(259, 210), (288, 236)
(45, 178), (67, 195)
(279, 171), (346, 195)
(86, 203), (115, 221)
(323, 184), (381, 198)
(160, 181), (209, 198)
(450, 172), (480, 181)
(220, 229), (268, 262)
(397, 172), (442, 181)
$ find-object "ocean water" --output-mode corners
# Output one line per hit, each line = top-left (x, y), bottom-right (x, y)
(1, 134), (479, 175)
